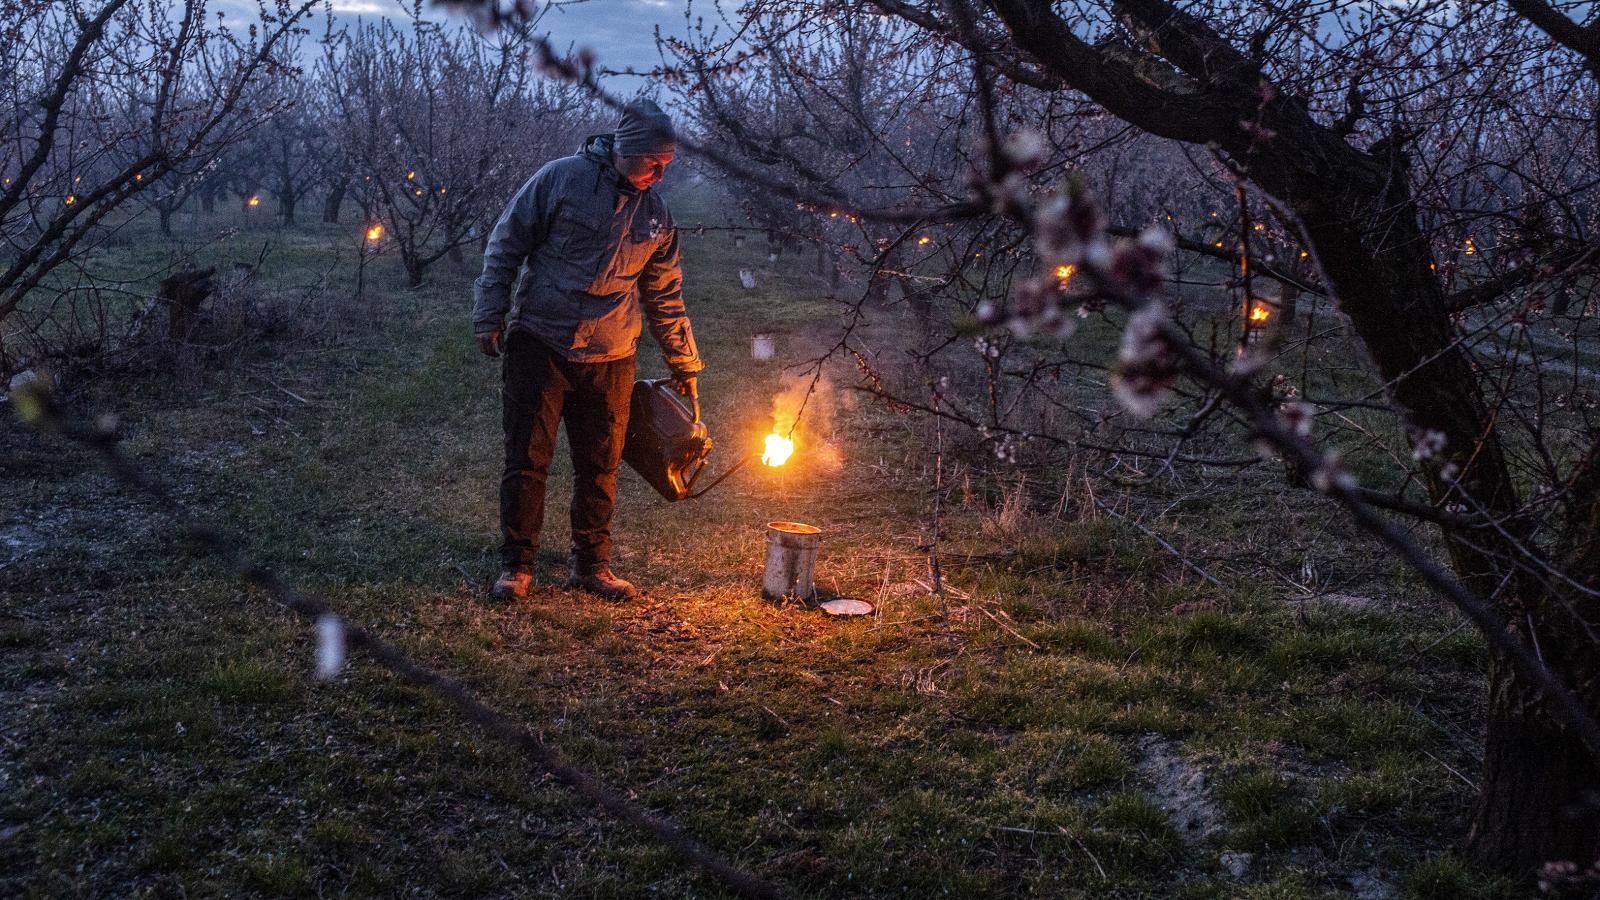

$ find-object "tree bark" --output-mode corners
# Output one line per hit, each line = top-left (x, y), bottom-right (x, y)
(1471, 654), (1600, 871)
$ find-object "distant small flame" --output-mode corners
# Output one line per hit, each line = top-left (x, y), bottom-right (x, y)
(64, 194), (75, 205)
(406, 170), (415, 180)
(247, 195), (260, 207)
(1249, 305), (1271, 323)
(761, 433), (794, 467)
(918, 236), (930, 245)
(1463, 238), (1475, 256)
(366, 224), (383, 242)
(1055, 264), (1075, 281)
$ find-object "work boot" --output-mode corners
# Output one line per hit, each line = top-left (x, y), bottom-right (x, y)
(491, 566), (533, 602)
(565, 559), (639, 601)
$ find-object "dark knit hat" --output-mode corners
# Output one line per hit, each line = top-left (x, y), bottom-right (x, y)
(614, 99), (676, 156)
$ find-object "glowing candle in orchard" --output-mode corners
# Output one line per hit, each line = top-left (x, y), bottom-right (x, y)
(247, 195), (260, 207)
(761, 432), (795, 467)
(1056, 264), (1075, 284)
(1250, 305), (1271, 323)
(365, 224), (383, 243)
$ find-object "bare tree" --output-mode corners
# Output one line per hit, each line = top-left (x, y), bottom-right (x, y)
(317, 14), (595, 288)
(0, 0), (322, 378)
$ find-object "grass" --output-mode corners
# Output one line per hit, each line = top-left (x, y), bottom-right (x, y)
(0, 183), (1527, 898)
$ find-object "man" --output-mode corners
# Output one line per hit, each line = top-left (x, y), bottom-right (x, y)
(473, 99), (702, 602)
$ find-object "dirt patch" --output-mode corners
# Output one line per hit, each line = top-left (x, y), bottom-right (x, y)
(1135, 733), (1223, 844)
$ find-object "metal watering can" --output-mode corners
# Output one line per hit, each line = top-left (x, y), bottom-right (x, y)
(621, 379), (749, 502)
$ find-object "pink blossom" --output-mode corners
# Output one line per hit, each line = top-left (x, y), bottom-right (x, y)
(1111, 304), (1179, 417)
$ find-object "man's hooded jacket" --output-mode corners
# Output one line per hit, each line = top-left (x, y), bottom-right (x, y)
(472, 133), (702, 375)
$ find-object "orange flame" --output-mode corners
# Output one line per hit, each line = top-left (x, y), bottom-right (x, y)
(1055, 264), (1075, 282)
(365, 224), (383, 242)
(247, 195), (260, 207)
(1249, 305), (1271, 323)
(761, 433), (794, 467)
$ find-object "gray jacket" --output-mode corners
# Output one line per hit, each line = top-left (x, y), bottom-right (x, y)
(472, 134), (702, 375)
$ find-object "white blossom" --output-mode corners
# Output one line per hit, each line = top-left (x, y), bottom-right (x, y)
(1111, 303), (1179, 418)
(1278, 401), (1316, 438)
(316, 614), (346, 680)
(1000, 128), (1048, 172)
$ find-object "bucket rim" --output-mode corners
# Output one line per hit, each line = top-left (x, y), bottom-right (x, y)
(766, 521), (821, 535)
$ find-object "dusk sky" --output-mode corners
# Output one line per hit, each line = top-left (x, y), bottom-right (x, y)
(283, 0), (706, 80)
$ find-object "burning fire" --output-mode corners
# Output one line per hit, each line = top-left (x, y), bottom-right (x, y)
(365, 224), (383, 242)
(1055, 264), (1075, 282)
(247, 195), (260, 207)
(1249, 305), (1271, 323)
(761, 432), (794, 467)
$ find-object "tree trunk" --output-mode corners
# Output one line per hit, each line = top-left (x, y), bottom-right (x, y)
(966, 2), (1599, 869)
(158, 206), (173, 238)
(322, 183), (345, 224)
(403, 252), (424, 288)
(1296, 164), (1600, 875)
(1470, 655), (1600, 872)
(279, 194), (296, 227)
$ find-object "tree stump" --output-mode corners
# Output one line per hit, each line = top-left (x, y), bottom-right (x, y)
(160, 267), (216, 342)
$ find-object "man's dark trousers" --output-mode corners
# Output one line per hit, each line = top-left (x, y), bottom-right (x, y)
(501, 329), (635, 571)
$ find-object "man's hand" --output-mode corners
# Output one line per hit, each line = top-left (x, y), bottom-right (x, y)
(671, 373), (700, 423)
(475, 327), (504, 358)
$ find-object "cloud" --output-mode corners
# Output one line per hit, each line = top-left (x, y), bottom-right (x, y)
(327, 0), (404, 13)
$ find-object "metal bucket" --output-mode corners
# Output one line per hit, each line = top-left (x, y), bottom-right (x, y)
(762, 521), (821, 601)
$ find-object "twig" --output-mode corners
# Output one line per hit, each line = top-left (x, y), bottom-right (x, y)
(1423, 749), (1477, 789)
(1093, 498), (1223, 588)
(1065, 827), (1109, 881)
(973, 602), (1042, 650)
